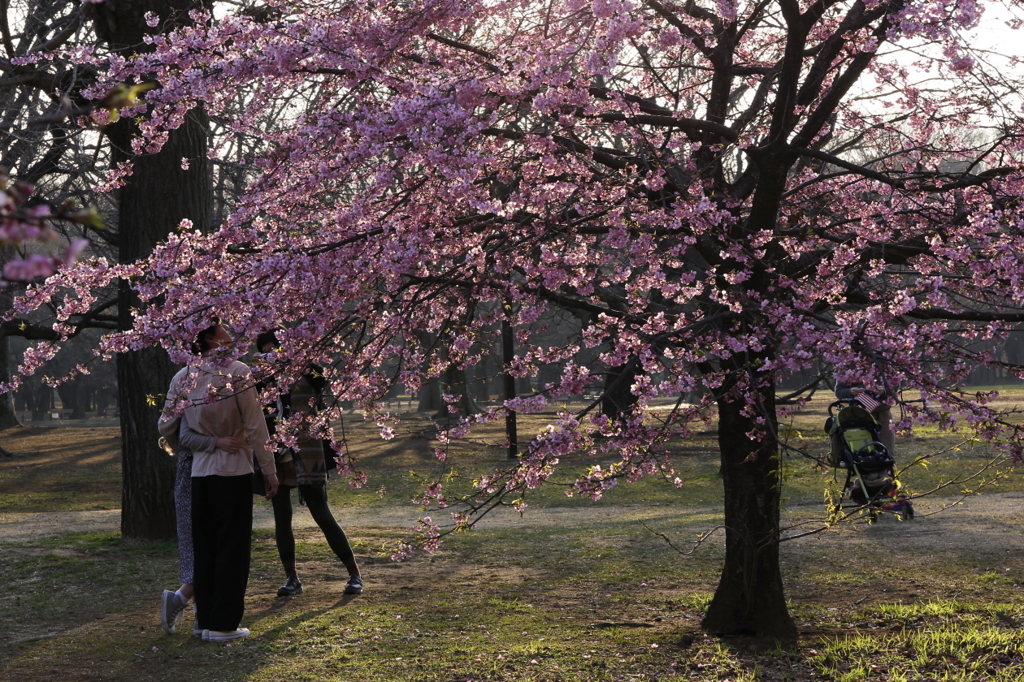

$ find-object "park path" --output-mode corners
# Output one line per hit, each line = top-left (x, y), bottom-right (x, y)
(0, 501), (717, 542)
(5, 491), (1024, 559)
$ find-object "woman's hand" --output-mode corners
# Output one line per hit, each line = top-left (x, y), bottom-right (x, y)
(216, 436), (243, 453)
(263, 472), (279, 500)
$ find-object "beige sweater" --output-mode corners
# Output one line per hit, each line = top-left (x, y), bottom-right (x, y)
(159, 361), (276, 478)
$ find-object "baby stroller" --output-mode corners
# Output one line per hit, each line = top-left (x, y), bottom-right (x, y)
(825, 399), (913, 520)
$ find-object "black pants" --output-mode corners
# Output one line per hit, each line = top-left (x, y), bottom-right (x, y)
(192, 474), (253, 631)
(271, 483), (357, 574)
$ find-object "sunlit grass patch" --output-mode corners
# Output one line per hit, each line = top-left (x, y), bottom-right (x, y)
(873, 600), (1023, 626)
(28, 530), (124, 549)
(665, 592), (713, 612)
(242, 587), (677, 682)
(486, 596), (536, 613)
(977, 570), (1017, 585)
(0, 489), (122, 513)
(808, 625), (1024, 682)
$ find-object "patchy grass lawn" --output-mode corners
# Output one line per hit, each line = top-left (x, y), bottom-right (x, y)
(4, 518), (1024, 681)
(0, 427), (122, 513)
(2, 388), (1024, 680)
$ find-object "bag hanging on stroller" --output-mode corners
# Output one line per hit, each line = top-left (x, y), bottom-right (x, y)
(824, 400), (913, 519)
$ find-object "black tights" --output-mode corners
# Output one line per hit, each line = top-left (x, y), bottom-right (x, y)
(271, 484), (359, 577)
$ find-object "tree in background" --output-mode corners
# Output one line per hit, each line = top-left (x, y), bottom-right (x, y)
(0, 1), (219, 536)
(12, 0), (1024, 634)
(84, 0), (215, 540)
(0, 0), (109, 430)
(0, 0), (309, 533)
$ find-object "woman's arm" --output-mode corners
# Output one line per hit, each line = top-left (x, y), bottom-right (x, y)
(158, 369), (187, 453)
(178, 412), (219, 453)
(234, 366), (276, 476)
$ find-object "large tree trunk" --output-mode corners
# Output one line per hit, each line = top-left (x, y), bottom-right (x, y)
(601, 357), (641, 422)
(502, 318), (517, 459)
(111, 106), (211, 539)
(698, 137), (798, 635)
(702, 385), (796, 637)
(0, 329), (18, 456)
(442, 366), (481, 418)
(417, 376), (444, 414)
(56, 378), (86, 419)
(27, 379), (50, 422)
(91, 0), (213, 540)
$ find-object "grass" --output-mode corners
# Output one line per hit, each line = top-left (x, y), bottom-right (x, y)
(5, 523), (1024, 680)
(4, 388), (1024, 680)
(1, 526), (703, 681)
(809, 618), (1024, 682)
(0, 426), (122, 513)
(3, 390), (1023, 517)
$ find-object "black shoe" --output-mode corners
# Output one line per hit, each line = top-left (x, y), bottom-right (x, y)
(344, 574), (363, 595)
(277, 576), (303, 596)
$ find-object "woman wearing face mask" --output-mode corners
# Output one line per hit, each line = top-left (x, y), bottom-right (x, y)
(186, 319), (279, 643)
(254, 331), (363, 598)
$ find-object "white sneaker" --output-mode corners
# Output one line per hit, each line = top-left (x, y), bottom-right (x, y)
(203, 628), (250, 642)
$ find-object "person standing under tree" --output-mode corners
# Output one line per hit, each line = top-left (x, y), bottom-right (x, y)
(158, 410), (247, 635)
(156, 373), (196, 636)
(187, 320), (279, 643)
(255, 330), (363, 598)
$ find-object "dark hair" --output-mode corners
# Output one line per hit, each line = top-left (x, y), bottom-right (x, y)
(191, 317), (221, 355)
(255, 330), (280, 351)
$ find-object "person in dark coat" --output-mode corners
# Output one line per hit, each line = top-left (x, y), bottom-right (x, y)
(255, 331), (363, 597)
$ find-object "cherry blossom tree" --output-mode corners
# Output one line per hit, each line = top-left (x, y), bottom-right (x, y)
(13, 0), (1024, 634)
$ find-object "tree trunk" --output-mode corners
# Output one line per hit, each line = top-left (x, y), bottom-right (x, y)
(112, 106), (211, 539)
(28, 380), (49, 422)
(602, 357), (641, 422)
(0, 249), (21, 431)
(702, 388), (796, 637)
(91, 0), (214, 540)
(0, 320), (16, 454)
(442, 366), (481, 418)
(466, 362), (491, 403)
(96, 385), (111, 416)
(0, 330), (21, 431)
(56, 378), (86, 419)
(417, 376), (444, 414)
(502, 318), (517, 459)
(117, 344), (178, 538)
